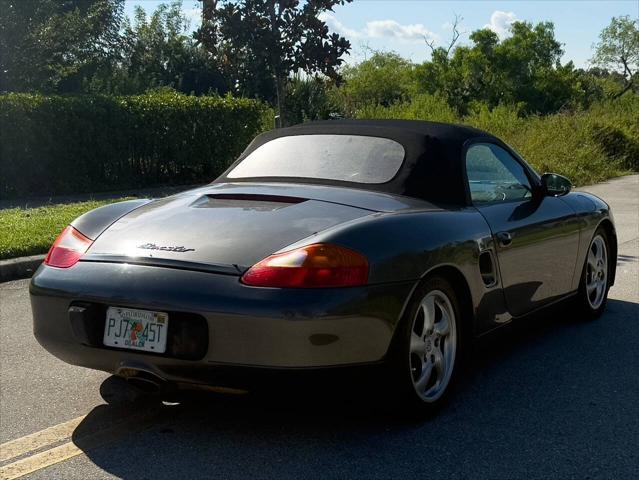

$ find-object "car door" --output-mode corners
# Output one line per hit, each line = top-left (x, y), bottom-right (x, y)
(465, 142), (580, 317)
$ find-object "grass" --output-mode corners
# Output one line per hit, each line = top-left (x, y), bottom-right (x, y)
(0, 199), (131, 260)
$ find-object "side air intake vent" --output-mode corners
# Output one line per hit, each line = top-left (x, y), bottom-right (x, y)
(479, 251), (497, 287)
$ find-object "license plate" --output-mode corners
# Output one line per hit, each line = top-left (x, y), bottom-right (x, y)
(103, 307), (168, 353)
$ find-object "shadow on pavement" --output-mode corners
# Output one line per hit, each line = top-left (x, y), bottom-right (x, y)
(71, 299), (639, 479)
(617, 253), (638, 266)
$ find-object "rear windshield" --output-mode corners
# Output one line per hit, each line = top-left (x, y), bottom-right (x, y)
(227, 134), (405, 184)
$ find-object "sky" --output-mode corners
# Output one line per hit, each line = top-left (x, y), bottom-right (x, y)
(123, 0), (639, 68)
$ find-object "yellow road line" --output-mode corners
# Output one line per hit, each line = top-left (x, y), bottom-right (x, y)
(0, 408), (163, 480)
(0, 442), (82, 480)
(0, 416), (85, 463)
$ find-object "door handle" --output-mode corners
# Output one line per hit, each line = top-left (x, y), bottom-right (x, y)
(496, 231), (513, 247)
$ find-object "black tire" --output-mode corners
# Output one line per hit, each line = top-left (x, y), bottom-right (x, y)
(387, 275), (468, 415)
(576, 227), (612, 320)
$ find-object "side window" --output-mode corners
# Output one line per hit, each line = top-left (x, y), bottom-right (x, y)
(466, 144), (533, 204)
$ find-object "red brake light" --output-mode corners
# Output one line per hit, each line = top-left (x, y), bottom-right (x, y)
(44, 226), (93, 268)
(241, 244), (369, 288)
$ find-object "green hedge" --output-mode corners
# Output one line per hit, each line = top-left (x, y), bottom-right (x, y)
(0, 92), (273, 199)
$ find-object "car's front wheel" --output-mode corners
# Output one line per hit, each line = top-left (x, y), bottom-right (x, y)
(390, 275), (465, 414)
(577, 228), (612, 320)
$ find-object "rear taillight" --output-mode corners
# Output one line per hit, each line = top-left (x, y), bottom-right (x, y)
(44, 226), (93, 268)
(241, 243), (369, 288)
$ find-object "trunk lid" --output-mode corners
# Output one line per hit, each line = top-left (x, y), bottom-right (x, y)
(87, 183), (417, 268)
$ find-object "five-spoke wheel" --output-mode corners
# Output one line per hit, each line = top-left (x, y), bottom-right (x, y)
(391, 275), (464, 412)
(578, 228), (611, 319)
(585, 234), (608, 310)
(409, 290), (457, 403)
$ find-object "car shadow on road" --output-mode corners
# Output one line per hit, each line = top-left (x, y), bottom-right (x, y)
(70, 299), (639, 480)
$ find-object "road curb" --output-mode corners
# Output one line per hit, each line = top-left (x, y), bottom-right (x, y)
(0, 254), (45, 282)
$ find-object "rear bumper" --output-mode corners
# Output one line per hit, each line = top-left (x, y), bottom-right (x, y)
(30, 261), (413, 385)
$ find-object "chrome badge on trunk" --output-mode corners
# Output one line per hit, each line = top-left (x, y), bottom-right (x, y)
(137, 243), (195, 253)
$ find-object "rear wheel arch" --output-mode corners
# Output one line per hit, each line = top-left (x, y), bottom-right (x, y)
(423, 266), (474, 334)
(387, 264), (475, 359)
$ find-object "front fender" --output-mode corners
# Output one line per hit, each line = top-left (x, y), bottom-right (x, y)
(561, 192), (617, 288)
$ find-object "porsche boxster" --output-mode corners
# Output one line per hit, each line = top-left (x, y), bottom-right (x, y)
(30, 120), (617, 411)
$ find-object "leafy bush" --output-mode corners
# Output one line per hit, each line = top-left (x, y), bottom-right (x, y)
(587, 94), (639, 170)
(0, 92), (272, 198)
(282, 77), (335, 125)
(358, 94), (457, 124)
(336, 52), (418, 117)
(358, 94), (637, 186)
(590, 124), (639, 170)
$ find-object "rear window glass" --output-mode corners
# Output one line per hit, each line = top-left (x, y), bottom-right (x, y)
(227, 134), (405, 184)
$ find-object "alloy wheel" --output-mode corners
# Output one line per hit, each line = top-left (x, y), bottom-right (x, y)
(409, 289), (457, 403)
(586, 234), (608, 310)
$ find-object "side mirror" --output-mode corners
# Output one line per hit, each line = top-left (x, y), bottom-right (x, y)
(541, 173), (572, 197)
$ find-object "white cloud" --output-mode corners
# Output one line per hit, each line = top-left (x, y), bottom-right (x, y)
(366, 20), (435, 42)
(319, 13), (363, 38)
(485, 10), (517, 39)
(320, 13), (436, 43)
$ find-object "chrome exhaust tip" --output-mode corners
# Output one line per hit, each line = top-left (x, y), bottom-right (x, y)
(126, 375), (163, 393)
(118, 368), (169, 394)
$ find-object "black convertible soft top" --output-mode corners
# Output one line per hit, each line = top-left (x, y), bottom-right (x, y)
(218, 119), (503, 206)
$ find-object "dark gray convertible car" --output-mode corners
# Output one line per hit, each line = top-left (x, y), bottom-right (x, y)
(31, 120), (617, 412)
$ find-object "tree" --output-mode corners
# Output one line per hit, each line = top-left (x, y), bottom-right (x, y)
(197, 0), (352, 125)
(414, 21), (589, 114)
(337, 51), (417, 115)
(106, 1), (227, 95)
(0, 0), (124, 92)
(283, 75), (337, 124)
(592, 16), (639, 98)
(424, 14), (463, 59)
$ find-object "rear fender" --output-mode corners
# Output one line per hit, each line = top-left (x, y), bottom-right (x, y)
(71, 199), (152, 240)
(283, 208), (509, 336)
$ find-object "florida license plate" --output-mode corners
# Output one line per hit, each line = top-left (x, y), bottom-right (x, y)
(103, 307), (168, 353)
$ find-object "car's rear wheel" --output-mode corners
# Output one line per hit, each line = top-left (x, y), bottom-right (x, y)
(577, 228), (611, 320)
(389, 275), (465, 414)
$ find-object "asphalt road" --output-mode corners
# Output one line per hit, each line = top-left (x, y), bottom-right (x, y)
(1, 175), (637, 479)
